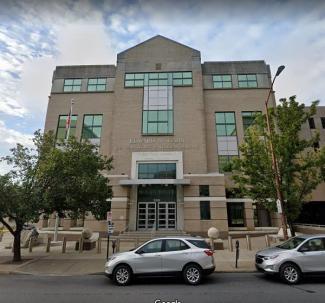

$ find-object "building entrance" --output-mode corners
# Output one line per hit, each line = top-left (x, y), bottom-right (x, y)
(137, 185), (176, 230)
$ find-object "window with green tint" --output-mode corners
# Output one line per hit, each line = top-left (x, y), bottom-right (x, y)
(138, 163), (176, 179)
(218, 155), (238, 173)
(87, 78), (107, 91)
(200, 201), (211, 220)
(199, 185), (209, 197)
(124, 71), (192, 87)
(242, 111), (261, 132)
(213, 75), (232, 88)
(142, 110), (173, 134)
(63, 79), (82, 92)
(227, 202), (245, 227)
(81, 114), (103, 145)
(238, 74), (258, 88)
(216, 112), (239, 172)
(56, 115), (77, 140)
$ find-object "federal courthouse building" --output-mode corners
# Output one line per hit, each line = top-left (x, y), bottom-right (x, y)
(43, 35), (325, 236)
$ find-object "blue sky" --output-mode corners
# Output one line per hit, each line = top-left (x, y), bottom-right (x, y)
(0, 0), (325, 173)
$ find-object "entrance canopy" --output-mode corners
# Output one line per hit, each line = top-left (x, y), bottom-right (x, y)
(119, 178), (190, 186)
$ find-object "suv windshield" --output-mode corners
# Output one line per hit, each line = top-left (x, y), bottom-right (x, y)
(277, 237), (305, 250)
(187, 239), (210, 249)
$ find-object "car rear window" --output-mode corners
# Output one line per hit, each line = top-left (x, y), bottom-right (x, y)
(187, 239), (210, 249)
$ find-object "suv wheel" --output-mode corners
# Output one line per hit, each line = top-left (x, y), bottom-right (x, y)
(183, 264), (202, 285)
(280, 263), (301, 284)
(113, 265), (132, 286)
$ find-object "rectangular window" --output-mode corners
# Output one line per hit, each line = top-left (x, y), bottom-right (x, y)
(200, 201), (211, 220)
(216, 112), (239, 172)
(227, 202), (245, 227)
(308, 118), (316, 129)
(63, 79), (82, 92)
(321, 117), (325, 129)
(56, 115), (77, 140)
(199, 185), (209, 197)
(142, 86), (173, 134)
(213, 75), (232, 88)
(138, 163), (176, 179)
(81, 114), (103, 145)
(87, 78), (107, 91)
(238, 74), (258, 88)
(242, 111), (261, 132)
(124, 72), (192, 87)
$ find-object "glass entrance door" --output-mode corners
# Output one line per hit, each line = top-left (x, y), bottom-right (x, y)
(137, 202), (156, 230)
(158, 202), (176, 230)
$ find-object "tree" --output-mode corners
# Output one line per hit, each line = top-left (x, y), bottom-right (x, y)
(0, 131), (113, 262)
(230, 96), (325, 234)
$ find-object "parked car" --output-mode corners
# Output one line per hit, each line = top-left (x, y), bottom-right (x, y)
(105, 237), (215, 286)
(255, 234), (325, 284)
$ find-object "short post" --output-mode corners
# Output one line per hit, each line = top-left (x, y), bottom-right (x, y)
(265, 234), (270, 247)
(106, 234), (110, 260)
(228, 236), (233, 252)
(97, 238), (101, 254)
(28, 238), (33, 253)
(235, 240), (240, 268)
(46, 237), (51, 253)
(246, 235), (252, 250)
(62, 237), (67, 253)
(112, 239), (117, 254)
(79, 236), (83, 253)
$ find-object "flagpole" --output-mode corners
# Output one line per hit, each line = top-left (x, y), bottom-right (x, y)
(53, 98), (74, 243)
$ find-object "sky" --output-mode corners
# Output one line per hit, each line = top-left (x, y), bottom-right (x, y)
(0, 0), (325, 173)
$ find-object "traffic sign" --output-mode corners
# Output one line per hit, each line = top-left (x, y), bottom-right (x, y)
(276, 199), (282, 214)
(106, 211), (112, 222)
(108, 223), (114, 235)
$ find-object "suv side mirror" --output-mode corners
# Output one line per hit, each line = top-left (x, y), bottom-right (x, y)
(298, 246), (309, 253)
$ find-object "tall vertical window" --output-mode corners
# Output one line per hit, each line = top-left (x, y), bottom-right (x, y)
(238, 74), (258, 88)
(212, 75), (232, 88)
(200, 201), (211, 220)
(215, 112), (238, 172)
(321, 117), (325, 129)
(308, 118), (315, 129)
(63, 79), (82, 92)
(81, 114), (103, 145)
(142, 86), (173, 134)
(242, 111), (261, 132)
(56, 115), (77, 140)
(199, 185), (209, 197)
(87, 78), (107, 91)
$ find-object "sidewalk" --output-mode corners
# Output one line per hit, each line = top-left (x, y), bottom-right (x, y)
(0, 233), (265, 276)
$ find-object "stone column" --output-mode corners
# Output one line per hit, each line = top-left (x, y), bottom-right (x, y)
(176, 185), (184, 230)
(128, 185), (138, 231)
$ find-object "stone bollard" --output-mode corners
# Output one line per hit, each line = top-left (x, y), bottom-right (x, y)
(207, 227), (219, 252)
(46, 237), (51, 253)
(228, 236), (233, 252)
(265, 234), (270, 247)
(62, 237), (67, 253)
(246, 235), (252, 250)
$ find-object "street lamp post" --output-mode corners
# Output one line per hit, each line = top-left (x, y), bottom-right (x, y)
(264, 65), (288, 240)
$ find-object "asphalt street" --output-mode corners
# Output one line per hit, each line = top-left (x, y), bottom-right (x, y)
(0, 273), (324, 303)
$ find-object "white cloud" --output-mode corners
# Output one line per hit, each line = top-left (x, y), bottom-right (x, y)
(0, 120), (33, 147)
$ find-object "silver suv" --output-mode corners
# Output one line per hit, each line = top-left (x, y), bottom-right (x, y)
(105, 237), (215, 286)
(256, 234), (325, 284)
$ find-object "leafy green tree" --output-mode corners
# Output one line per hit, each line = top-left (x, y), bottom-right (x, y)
(0, 131), (113, 262)
(230, 96), (325, 234)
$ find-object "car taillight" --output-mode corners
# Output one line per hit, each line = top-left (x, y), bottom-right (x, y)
(204, 249), (214, 256)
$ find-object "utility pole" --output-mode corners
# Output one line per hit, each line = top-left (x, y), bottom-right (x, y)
(264, 65), (288, 240)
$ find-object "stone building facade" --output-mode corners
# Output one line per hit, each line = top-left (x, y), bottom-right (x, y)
(42, 35), (325, 236)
